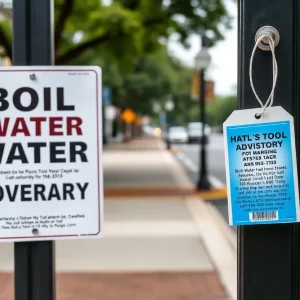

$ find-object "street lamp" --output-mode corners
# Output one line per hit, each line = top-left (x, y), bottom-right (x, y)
(165, 94), (174, 150)
(195, 35), (212, 190)
(165, 94), (174, 111)
(152, 102), (161, 114)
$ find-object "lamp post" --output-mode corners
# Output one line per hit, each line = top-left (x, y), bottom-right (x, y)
(195, 35), (212, 190)
(165, 94), (174, 150)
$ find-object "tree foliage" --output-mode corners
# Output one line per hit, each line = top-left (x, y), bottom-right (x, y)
(0, 0), (233, 123)
(72, 46), (237, 127)
(206, 95), (237, 126)
(0, 0), (231, 65)
(88, 48), (194, 118)
(166, 95), (237, 127)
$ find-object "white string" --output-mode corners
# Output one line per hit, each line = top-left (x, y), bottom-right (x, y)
(249, 34), (278, 117)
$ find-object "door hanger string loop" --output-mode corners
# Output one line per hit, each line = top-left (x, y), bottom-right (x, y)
(249, 33), (278, 118)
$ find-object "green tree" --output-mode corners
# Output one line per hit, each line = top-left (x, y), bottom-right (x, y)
(207, 95), (237, 126)
(101, 49), (194, 118)
(0, 0), (231, 65)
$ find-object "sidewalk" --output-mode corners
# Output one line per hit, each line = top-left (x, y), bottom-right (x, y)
(0, 136), (235, 300)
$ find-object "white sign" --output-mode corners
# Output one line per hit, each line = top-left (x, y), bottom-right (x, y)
(0, 66), (103, 241)
(224, 106), (300, 226)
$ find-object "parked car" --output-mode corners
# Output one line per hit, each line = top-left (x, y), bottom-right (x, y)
(187, 122), (211, 143)
(167, 126), (188, 143)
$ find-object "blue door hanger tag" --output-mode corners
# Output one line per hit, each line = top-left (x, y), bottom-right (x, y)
(223, 106), (300, 226)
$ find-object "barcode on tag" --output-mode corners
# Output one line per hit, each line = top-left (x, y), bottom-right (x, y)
(249, 211), (279, 222)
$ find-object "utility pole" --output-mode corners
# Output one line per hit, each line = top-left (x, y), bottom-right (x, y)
(238, 1), (300, 299)
(13, 1), (55, 300)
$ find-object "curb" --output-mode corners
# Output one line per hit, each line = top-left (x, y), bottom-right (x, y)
(104, 186), (227, 200)
(164, 149), (237, 300)
(186, 199), (237, 300)
(206, 202), (237, 252)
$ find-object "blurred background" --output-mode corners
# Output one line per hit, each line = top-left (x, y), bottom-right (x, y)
(0, 1), (237, 299)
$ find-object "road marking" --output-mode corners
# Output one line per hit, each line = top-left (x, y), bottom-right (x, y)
(104, 187), (227, 200)
(175, 151), (226, 189)
(188, 189), (227, 200)
(209, 175), (226, 189)
(176, 152), (197, 172)
(167, 148), (182, 153)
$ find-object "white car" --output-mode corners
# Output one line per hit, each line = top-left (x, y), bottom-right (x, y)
(167, 126), (188, 143)
(187, 122), (211, 143)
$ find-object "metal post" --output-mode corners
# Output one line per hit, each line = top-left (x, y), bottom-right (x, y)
(166, 114), (171, 150)
(13, 1), (55, 300)
(197, 37), (211, 190)
(238, 1), (300, 299)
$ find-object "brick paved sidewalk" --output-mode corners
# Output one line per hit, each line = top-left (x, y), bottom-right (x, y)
(0, 272), (228, 300)
(0, 136), (233, 300)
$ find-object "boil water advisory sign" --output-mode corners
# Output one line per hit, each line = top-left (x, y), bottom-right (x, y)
(224, 107), (300, 226)
(0, 66), (103, 241)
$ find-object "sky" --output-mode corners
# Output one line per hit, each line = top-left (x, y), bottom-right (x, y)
(168, 0), (238, 96)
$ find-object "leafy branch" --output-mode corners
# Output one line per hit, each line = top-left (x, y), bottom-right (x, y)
(0, 25), (11, 59)
(55, 0), (74, 52)
(55, 12), (173, 64)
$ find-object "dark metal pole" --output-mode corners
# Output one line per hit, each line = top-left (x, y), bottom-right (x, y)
(166, 113), (171, 150)
(238, 0), (300, 299)
(13, 1), (55, 300)
(197, 36), (211, 190)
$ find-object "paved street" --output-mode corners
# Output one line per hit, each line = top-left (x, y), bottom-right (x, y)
(172, 133), (226, 182)
(170, 134), (230, 224)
